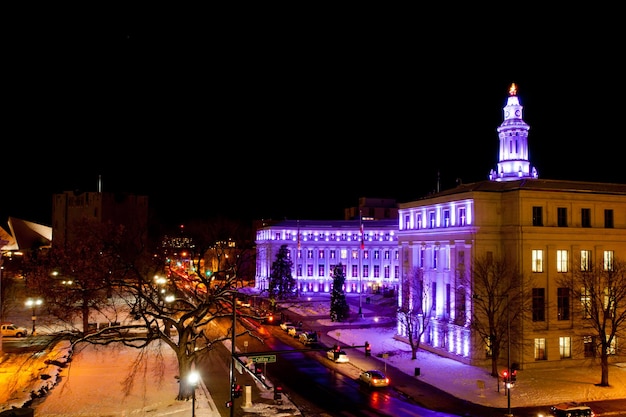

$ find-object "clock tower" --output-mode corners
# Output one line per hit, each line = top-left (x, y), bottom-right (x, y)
(489, 83), (538, 181)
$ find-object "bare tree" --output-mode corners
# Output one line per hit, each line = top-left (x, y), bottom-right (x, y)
(468, 254), (530, 377)
(24, 217), (125, 333)
(558, 256), (626, 387)
(398, 267), (431, 360)
(26, 217), (261, 401)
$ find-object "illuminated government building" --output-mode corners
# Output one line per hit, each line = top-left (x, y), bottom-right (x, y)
(256, 84), (626, 371)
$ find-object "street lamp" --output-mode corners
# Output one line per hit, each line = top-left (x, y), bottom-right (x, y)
(0, 238), (9, 355)
(504, 293), (512, 417)
(187, 370), (199, 417)
(25, 297), (43, 335)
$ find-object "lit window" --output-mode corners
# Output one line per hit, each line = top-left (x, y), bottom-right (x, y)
(534, 338), (546, 360)
(581, 250), (592, 271)
(556, 250), (568, 273)
(604, 250), (614, 271)
(458, 207), (466, 226)
(559, 337), (571, 359)
(443, 210), (450, 227)
(532, 249), (544, 272)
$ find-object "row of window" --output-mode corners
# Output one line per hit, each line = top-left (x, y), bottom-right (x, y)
(486, 336), (614, 361)
(294, 249), (399, 260)
(531, 249), (614, 273)
(532, 286), (611, 322)
(403, 206), (469, 230)
(533, 206), (614, 228)
(293, 263), (400, 279)
(275, 231), (395, 242)
(402, 204), (617, 231)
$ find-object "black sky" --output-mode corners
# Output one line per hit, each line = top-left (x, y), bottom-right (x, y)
(3, 9), (624, 230)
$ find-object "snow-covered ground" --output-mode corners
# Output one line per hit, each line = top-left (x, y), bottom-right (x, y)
(2, 297), (626, 416)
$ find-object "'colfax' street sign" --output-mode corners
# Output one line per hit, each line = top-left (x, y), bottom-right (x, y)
(249, 355), (277, 363)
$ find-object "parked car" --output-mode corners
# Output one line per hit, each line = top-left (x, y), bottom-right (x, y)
(280, 321), (294, 331)
(299, 331), (318, 345)
(538, 402), (595, 417)
(326, 349), (349, 363)
(1, 323), (28, 337)
(359, 370), (390, 387)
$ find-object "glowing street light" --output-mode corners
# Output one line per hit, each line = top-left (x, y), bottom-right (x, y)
(187, 370), (200, 417)
(25, 297), (43, 335)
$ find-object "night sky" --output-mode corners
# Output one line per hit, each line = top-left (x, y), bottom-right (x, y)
(3, 11), (624, 230)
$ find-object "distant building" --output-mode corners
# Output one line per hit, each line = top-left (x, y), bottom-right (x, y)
(254, 219), (399, 296)
(344, 197), (399, 221)
(397, 84), (626, 370)
(52, 189), (148, 249)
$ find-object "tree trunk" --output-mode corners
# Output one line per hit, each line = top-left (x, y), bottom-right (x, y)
(82, 295), (90, 334)
(600, 353), (610, 386)
(176, 349), (195, 400)
(490, 349), (499, 377)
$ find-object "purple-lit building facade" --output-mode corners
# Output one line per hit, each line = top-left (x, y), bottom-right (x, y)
(254, 219), (400, 296)
(397, 84), (626, 370)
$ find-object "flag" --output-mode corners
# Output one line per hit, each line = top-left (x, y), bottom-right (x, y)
(360, 211), (364, 250)
(297, 220), (301, 250)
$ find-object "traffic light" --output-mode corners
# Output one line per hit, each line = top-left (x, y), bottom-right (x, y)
(365, 341), (371, 357)
(273, 386), (283, 402)
(502, 370), (509, 381)
(511, 370), (517, 382)
(225, 400), (233, 408)
(232, 383), (242, 398)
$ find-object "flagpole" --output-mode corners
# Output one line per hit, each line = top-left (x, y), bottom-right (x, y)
(358, 211), (364, 318)
(296, 220), (300, 299)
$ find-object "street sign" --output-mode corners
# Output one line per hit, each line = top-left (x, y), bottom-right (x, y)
(249, 355), (276, 363)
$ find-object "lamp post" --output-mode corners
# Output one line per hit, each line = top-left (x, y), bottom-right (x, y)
(188, 370), (199, 417)
(494, 293), (512, 417)
(0, 238), (8, 355)
(25, 297), (43, 335)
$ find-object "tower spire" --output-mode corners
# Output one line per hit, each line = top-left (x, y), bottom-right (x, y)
(489, 83), (538, 181)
